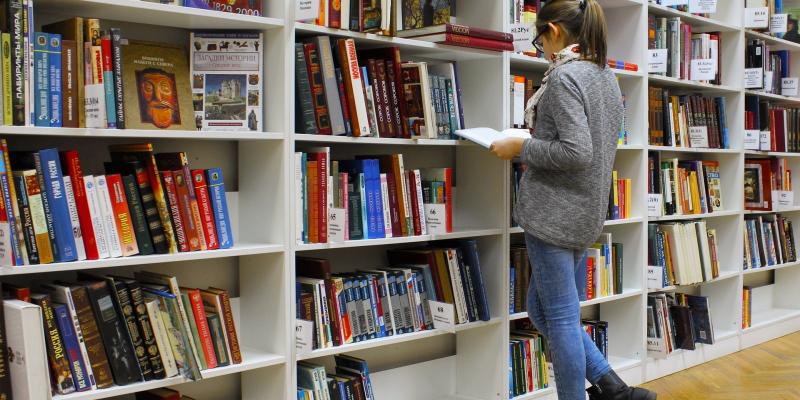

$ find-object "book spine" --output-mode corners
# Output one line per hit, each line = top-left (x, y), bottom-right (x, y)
(94, 175), (122, 258)
(61, 151), (96, 259)
(380, 174), (392, 237)
(107, 174), (139, 256)
(24, 170), (55, 263)
(83, 175), (110, 259)
(315, 154), (328, 243)
(111, 281), (152, 380)
(335, 68), (352, 135)
(32, 295), (76, 394)
(188, 290), (217, 369)
(62, 176), (87, 260)
(53, 303), (91, 391)
(385, 171), (402, 237)
(295, 43), (317, 135)
(407, 171), (421, 236)
(338, 39), (370, 136)
(307, 160), (318, 243)
(375, 60), (396, 137)
(37, 149), (78, 261)
(33, 153), (63, 263)
(24, 0), (32, 126)
(216, 290), (242, 364)
(61, 39), (78, 127)
(144, 299), (178, 377)
(206, 168), (233, 249)
(100, 37), (116, 128)
(172, 169), (202, 251)
(12, 174), (37, 264)
(314, 36), (346, 135)
(304, 42), (333, 135)
(191, 170), (219, 250)
(177, 153), (207, 251)
(179, 293), (206, 370)
(126, 283), (165, 379)
(70, 286), (114, 388)
(367, 59), (388, 137)
(33, 32), (49, 127)
(131, 163), (169, 254)
(206, 313), (230, 367)
(109, 28), (124, 129)
(8, 1), (23, 125)
(48, 33), (62, 127)
(121, 175), (153, 255)
(0, 166), (20, 266)
(161, 171), (188, 252)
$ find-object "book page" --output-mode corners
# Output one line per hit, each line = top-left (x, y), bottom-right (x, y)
(454, 127), (531, 148)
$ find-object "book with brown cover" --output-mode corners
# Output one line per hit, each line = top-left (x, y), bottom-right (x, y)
(205, 287), (242, 364)
(61, 39), (79, 127)
(366, 59), (389, 137)
(396, 23), (514, 42)
(161, 171), (189, 252)
(69, 285), (114, 388)
(30, 293), (76, 394)
(304, 42), (332, 135)
(155, 152), (205, 250)
(357, 47), (409, 138)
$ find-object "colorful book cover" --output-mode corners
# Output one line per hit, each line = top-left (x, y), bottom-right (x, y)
(52, 302), (91, 391)
(48, 33), (62, 127)
(33, 32), (49, 127)
(100, 36), (116, 128)
(191, 169), (219, 250)
(205, 168), (233, 249)
(402, 0), (453, 30)
(37, 148), (78, 261)
(185, 0), (262, 15)
(62, 176), (87, 260)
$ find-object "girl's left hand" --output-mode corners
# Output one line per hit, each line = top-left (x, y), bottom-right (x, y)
(490, 137), (525, 160)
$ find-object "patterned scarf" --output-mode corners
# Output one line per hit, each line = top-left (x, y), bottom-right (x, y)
(524, 44), (582, 128)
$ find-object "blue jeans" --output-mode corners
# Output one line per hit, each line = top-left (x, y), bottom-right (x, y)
(524, 233), (611, 400)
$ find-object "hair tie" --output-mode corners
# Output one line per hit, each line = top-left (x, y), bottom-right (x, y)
(579, 0), (587, 11)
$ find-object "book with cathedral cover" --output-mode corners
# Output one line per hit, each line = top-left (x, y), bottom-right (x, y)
(190, 32), (263, 132)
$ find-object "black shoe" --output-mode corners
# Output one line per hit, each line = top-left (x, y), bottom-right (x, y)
(586, 370), (657, 400)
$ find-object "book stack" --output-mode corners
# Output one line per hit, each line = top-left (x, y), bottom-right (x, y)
(175, 0), (263, 16)
(136, 388), (196, 400)
(744, 214), (797, 270)
(509, 0), (542, 58)
(296, 239), (490, 350)
(297, 355), (373, 400)
(295, 37), (465, 139)
(297, 0), (455, 37)
(745, 158), (792, 212)
(746, 40), (789, 94)
(0, 142), (233, 267)
(509, 329), (550, 398)
(745, 99), (800, 152)
(648, 88), (729, 148)
(582, 320), (609, 360)
(647, 154), (725, 216)
(38, 15), (263, 131)
(647, 292), (714, 358)
(647, 16), (721, 83)
(295, 148), (452, 244)
(2, 275), (240, 396)
(647, 221), (721, 286)
(397, 23), (514, 52)
(509, 75), (537, 129)
(510, 233), (623, 312)
(607, 170), (632, 221)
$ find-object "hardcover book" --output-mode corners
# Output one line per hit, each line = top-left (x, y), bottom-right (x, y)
(206, 168), (233, 249)
(69, 284), (115, 388)
(186, 0), (262, 15)
(53, 302), (92, 391)
(36, 148), (78, 262)
(106, 174), (139, 256)
(402, 0), (453, 30)
(191, 169), (219, 250)
(190, 32), (263, 131)
(31, 293), (76, 394)
(4, 300), (51, 399)
(120, 40), (194, 130)
(43, 283), (96, 390)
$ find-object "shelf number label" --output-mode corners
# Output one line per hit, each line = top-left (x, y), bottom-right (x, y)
(510, 22), (535, 53)
(295, 319), (314, 354)
(771, 14), (788, 33)
(782, 77), (799, 96)
(744, 130), (760, 150)
(689, 126), (709, 148)
(745, 7), (770, 28)
(744, 68), (764, 89)
(429, 300), (456, 332)
(648, 49), (668, 73)
(691, 59), (716, 81)
(689, 0), (716, 14)
(647, 194), (663, 218)
(296, 0), (319, 21)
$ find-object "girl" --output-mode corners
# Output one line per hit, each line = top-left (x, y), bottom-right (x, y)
(491, 1), (657, 399)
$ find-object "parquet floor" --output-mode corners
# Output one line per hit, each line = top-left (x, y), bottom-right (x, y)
(640, 332), (800, 399)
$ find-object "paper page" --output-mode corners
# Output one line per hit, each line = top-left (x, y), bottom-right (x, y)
(454, 127), (531, 148)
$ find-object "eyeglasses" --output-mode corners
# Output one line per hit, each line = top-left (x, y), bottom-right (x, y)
(532, 25), (548, 54)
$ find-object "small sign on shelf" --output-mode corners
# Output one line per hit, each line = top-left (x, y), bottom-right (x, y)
(744, 130), (761, 150)
(328, 208), (347, 242)
(744, 68), (764, 89)
(745, 7), (770, 29)
(648, 49), (668, 74)
(782, 77), (799, 97)
(691, 59), (716, 81)
(510, 22), (535, 53)
(647, 194), (663, 218)
(770, 14), (789, 34)
(429, 300), (456, 332)
(689, 0), (716, 14)
(295, 319), (314, 355)
(647, 266), (665, 289)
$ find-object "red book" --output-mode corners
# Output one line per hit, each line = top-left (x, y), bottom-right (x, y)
(385, 172), (401, 236)
(618, 179), (625, 220)
(414, 33), (514, 52)
(407, 171), (421, 236)
(397, 23), (514, 42)
(155, 153), (206, 251)
(328, 0), (341, 29)
(310, 152), (328, 243)
(160, 171), (188, 252)
(172, 170), (202, 252)
(184, 288), (218, 369)
(324, 280), (343, 346)
(60, 151), (99, 260)
(366, 59), (389, 137)
(106, 174), (139, 257)
(190, 170), (219, 250)
(525, 339), (533, 392)
(307, 161), (318, 243)
(100, 37), (113, 73)
(2, 283), (30, 302)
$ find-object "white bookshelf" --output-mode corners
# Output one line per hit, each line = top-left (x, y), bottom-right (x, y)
(5, 1), (800, 399)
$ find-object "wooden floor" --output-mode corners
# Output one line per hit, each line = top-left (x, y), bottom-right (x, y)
(640, 332), (800, 399)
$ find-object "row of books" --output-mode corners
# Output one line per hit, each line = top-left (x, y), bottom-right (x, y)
(38, 15), (263, 131)
(583, 320), (610, 360)
(647, 292), (714, 358)
(0, 142), (233, 268)
(607, 171), (632, 221)
(295, 36), (465, 139)
(745, 40), (789, 94)
(648, 221), (721, 286)
(509, 233), (624, 313)
(745, 99), (800, 153)
(295, 148), (452, 244)
(0, 273), (240, 398)
(509, 328), (550, 398)
(744, 214), (798, 270)
(647, 154), (725, 217)
(297, 355), (373, 400)
(648, 16), (722, 83)
(647, 88), (729, 148)
(298, 0), (449, 34)
(147, 0), (263, 15)
(744, 158), (791, 212)
(296, 240), (489, 350)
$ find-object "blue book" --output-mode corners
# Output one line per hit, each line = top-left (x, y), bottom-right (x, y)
(358, 173), (368, 239)
(340, 160), (385, 239)
(367, 159), (385, 238)
(460, 240), (492, 320)
(358, 276), (377, 340)
(47, 33), (62, 127)
(0, 149), (23, 265)
(53, 303), (91, 391)
(509, 266), (515, 313)
(37, 148), (78, 262)
(33, 32), (50, 127)
(206, 168), (233, 249)
(716, 97), (729, 149)
(364, 275), (386, 338)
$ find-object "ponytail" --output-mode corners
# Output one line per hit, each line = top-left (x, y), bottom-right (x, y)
(536, 0), (608, 67)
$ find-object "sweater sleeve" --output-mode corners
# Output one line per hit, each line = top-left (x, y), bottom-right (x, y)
(520, 74), (593, 171)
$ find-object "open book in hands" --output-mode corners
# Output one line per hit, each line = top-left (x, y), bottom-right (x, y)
(454, 127), (531, 148)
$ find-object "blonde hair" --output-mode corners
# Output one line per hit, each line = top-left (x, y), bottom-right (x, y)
(536, 0), (608, 67)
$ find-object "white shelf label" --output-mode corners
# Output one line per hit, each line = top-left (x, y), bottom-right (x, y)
(661, 0), (688, 6)
(424, 204), (448, 235)
(689, 0), (716, 14)
(782, 77), (799, 96)
(689, 126), (709, 148)
(778, 191), (794, 210)
(745, 7), (770, 28)
(691, 59), (716, 81)
(648, 194), (663, 217)
(510, 22), (535, 53)
(429, 300), (456, 332)
(761, 130), (772, 151)
(328, 207), (346, 242)
(771, 14), (789, 34)
(744, 130), (761, 150)
(296, 0), (320, 21)
(648, 49), (668, 73)
(744, 68), (764, 89)
(647, 266), (665, 289)
(295, 319), (314, 355)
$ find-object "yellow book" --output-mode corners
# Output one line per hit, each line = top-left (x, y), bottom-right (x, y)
(2, 33), (10, 125)
(612, 170), (619, 215)
(689, 171), (701, 214)
(624, 179), (632, 219)
(21, 170), (54, 264)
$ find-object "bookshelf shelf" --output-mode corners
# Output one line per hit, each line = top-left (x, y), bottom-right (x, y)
(746, 308), (800, 331)
(511, 388), (555, 400)
(509, 53), (550, 71)
(744, 261), (800, 275)
(38, 0), (286, 30)
(295, 228), (504, 251)
(648, 286), (677, 293)
(604, 217), (644, 226)
(745, 206), (800, 214)
(293, 133), (466, 146)
(744, 149), (800, 158)
(510, 289), (644, 322)
(618, 144), (645, 150)
(744, 30), (800, 52)
(647, 75), (740, 93)
(744, 90), (800, 104)
(0, 242), (284, 276)
(646, 145), (740, 154)
(673, 270), (740, 286)
(52, 376), (189, 400)
(199, 349), (285, 379)
(645, 3), (740, 32)
(0, 126), (285, 141)
(647, 209), (740, 222)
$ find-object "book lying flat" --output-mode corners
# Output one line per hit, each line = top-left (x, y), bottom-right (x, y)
(454, 127), (531, 148)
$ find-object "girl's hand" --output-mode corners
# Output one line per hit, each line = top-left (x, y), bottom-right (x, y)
(490, 137), (525, 160)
